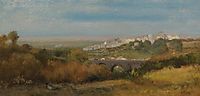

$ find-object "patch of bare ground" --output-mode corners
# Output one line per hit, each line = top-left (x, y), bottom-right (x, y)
(0, 80), (130, 96)
(0, 84), (74, 96)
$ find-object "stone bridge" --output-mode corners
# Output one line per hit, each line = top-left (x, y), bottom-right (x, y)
(91, 60), (145, 72)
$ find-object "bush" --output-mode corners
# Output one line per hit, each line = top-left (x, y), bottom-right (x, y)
(136, 53), (200, 77)
(87, 64), (112, 81)
(0, 53), (43, 83)
(0, 46), (12, 60)
(42, 62), (88, 83)
(68, 48), (88, 63)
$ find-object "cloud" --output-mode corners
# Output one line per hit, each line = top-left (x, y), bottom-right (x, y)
(0, 0), (200, 37)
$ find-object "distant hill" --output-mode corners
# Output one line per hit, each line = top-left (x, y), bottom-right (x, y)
(18, 40), (102, 48)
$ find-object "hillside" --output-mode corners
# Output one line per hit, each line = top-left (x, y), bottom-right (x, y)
(88, 38), (184, 60)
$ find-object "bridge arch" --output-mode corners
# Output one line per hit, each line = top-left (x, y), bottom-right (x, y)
(98, 63), (107, 66)
(111, 65), (125, 73)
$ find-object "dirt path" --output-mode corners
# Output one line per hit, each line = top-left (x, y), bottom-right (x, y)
(0, 80), (131, 96)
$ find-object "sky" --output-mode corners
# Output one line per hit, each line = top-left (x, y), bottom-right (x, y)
(0, 0), (200, 39)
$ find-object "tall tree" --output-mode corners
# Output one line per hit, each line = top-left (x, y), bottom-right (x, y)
(8, 31), (19, 45)
(143, 40), (152, 48)
(152, 38), (168, 54)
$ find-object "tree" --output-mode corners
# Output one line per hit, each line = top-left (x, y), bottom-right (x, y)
(129, 41), (135, 46)
(143, 40), (151, 48)
(35, 49), (49, 66)
(152, 38), (168, 54)
(7, 31), (19, 45)
(134, 40), (143, 51)
(132, 40), (152, 53)
(142, 40), (152, 52)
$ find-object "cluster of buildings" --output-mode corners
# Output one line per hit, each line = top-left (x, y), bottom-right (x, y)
(83, 33), (180, 51)
(83, 38), (124, 51)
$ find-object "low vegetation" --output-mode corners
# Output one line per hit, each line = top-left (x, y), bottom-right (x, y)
(42, 62), (111, 83)
(144, 66), (200, 84)
(0, 31), (111, 84)
(1, 66), (199, 96)
(110, 66), (200, 96)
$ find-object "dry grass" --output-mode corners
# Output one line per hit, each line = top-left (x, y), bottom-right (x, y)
(183, 41), (200, 49)
(0, 53), (43, 83)
(41, 62), (111, 83)
(0, 51), (111, 84)
(110, 66), (200, 96)
(42, 62), (89, 83)
(1, 66), (200, 96)
(143, 66), (200, 84)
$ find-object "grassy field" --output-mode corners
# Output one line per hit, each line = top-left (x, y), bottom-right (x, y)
(144, 66), (200, 84)
(110, 66), (200, 96)
(183, 41), (200, 49)
(1, 66), (199, 96)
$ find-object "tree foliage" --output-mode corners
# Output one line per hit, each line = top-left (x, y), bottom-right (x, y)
(152, 38), (168, 54)
(0, 35), (8, 47)
(7, 31), (19, 45)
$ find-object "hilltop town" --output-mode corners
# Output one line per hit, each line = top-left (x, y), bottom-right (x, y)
(83, 32), (180, 51)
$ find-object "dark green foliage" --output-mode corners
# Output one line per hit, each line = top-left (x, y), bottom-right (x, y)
(129, 39), (169, 54)
(136, 53), (200, 77)
(129, 41), (135, 46)
(152, 38), (168, 54)
(34, 49), (49, 66)
(134, 40), (143, 51)
(140, 40), (152, 53)
(143, 40), (152, 48)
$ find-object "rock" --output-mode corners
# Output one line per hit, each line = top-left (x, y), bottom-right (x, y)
(46, 83), (62, 90)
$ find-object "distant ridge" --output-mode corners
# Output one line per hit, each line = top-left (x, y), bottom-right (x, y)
(19, 36), (109, 42)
